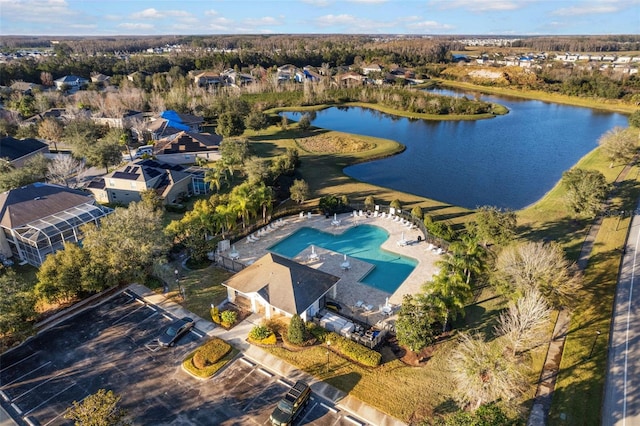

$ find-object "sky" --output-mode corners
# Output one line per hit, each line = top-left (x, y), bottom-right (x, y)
(0, 0), (639, 36)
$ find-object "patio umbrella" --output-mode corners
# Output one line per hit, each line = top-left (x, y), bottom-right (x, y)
(312, 245), (316, 255)
(385, 297), (390, 307)
(344, 253), (347, 261)
(334, 213), (337, 221)
(401, 232), (405, 241)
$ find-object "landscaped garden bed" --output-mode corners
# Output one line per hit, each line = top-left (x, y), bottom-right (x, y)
(182, 337), (239, 379)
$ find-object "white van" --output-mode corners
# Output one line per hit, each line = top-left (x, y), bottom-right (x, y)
(134, 145), (154, 158)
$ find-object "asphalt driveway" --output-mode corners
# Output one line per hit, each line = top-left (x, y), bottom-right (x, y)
(0, 291), (361, 426)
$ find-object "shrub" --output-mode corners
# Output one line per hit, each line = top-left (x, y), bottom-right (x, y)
(364, 195), (375, 211)
(325, 332), (382, 367)
(210, 307), (221, 324)
(221, 310), (237, 328)
(193, 337), (231, 368)
(287, 314), (306, 345)
(390, 199), (402, 210)
(411, 206), (423, 220)
(318, 195), (346, 214)
(183, 337), (238, 379)
(192, 351), (206, 369)
(250, 324), (272, 341)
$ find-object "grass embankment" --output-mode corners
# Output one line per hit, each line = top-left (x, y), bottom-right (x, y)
(519, 150), (640, 425)
(433, 78), (637, 115)
(248, 124), (475, 230)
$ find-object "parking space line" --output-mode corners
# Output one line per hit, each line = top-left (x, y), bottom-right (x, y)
(0, 390), (9, 402)
(344, 415), (366, 425)
(162, 313), (173, 321)
(240, 358), (255, 367)
(320, 401), (339, 414)
(1, 361), (51, 389)
(23, 382), (75, 416)
(0, 351), (40, 373)
(24, 416), (37, 426)
(12, 371), (65, 402)
(11, 403), (21, 415)
(257, 368), (273, 378)
(277, 378), (292, 387)
(190, 329), (204, 338)
(111, 304), (150, 326)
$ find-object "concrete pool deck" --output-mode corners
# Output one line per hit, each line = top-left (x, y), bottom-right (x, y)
(224, 212), (441, 319)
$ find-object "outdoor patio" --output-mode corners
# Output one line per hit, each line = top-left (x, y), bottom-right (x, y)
(216, 210), (442, 321)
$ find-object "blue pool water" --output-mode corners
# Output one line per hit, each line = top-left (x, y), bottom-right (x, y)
(268, 225), (417, 294)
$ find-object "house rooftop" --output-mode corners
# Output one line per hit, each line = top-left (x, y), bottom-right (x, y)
(0, 183), (96, 229)
(0, 136), (48, 162)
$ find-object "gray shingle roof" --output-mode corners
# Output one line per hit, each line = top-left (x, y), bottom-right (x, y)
(0, 183), (96, 229)
(223, 253), (340, 316)
(0, 136), (48, 162)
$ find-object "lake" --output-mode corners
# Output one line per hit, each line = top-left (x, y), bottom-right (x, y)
(284, 90), (628, 210)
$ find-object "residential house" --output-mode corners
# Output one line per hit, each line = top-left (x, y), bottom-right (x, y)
(361, 64), (383, 75)
(86, 158), (209, 205)
(338, 72), (365, 86)
(143, 110), (204, 141)
(222, 253), (341, 321)
(193, 71), (222, 87)
(10, 81), (40, 94)
(54, 75), (89, 92)
(90, 73), (111, 84)
(92, 110), (145, 129)
(277, 64), (298, 82)
(154, 131), (222, 164)
(0, 183), (112, 266)
(222, 70), (255, 86)
(0, 136), (49, 168)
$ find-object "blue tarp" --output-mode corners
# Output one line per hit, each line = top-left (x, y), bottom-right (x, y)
(160, 110), (190, 132)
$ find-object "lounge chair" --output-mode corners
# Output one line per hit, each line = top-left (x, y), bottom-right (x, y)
(355, 300), (364, 308)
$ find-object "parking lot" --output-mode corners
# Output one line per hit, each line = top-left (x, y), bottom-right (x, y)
(0, 291), (365, 425)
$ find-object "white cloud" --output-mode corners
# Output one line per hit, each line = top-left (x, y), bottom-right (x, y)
(406, 20), (455, 32)
(346, 0), (388, 3)
(204, 10), (219, 16)
(130, 8), (193, 20)
(118, 22), (154, 30)
(243, 16), (283, 26)
(313, 14), (396, 32)
(301, 0), (331, 6)
(552, 3), (619, 16)
(430, 0), (523, 12)
(0, 0), (78, 23)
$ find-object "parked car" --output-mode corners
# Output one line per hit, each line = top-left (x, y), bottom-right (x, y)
(270, 380), (311, 425)
(158, 317), (195, 347)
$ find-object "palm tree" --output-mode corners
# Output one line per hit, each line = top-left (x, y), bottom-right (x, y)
(204, 166), (227, 193)
(447, 233), (485, 285)
(252, 183), (274, 224)
(229, 182), (255, 229)
(424, 267), (472, 332)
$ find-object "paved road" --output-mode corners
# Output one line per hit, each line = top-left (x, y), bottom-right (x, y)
(603, 205), (640, 426)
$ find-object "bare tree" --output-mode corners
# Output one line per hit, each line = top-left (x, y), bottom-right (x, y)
(598, 126), (636, 168)
(47, 155), (85, 188)
(493, 241), (581, 308)
(451, 332), (528, 410)
(38, 118), (64, 151)
(494, 289), (552, 356)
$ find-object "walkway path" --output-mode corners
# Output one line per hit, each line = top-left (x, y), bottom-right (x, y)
(528, 162), (635, 426)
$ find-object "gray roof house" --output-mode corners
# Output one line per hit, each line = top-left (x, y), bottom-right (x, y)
(0, 136), (49, 168)
(0, 183), (112, 266)
(153, 131), (222, 164)
(86, 158), (209, 205)
(222, 253), (340, 321)
(54, 75), (89, 91)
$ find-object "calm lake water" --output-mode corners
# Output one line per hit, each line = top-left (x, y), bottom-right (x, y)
(284, 90), (628, 210)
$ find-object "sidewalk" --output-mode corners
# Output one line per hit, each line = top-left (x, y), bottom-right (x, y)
(128, 284), (406, 426)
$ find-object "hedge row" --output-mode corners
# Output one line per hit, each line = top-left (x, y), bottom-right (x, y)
(326, 332), (382, 367)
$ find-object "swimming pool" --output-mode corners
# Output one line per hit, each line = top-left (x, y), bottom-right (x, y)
(268, 225), (417, 294)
